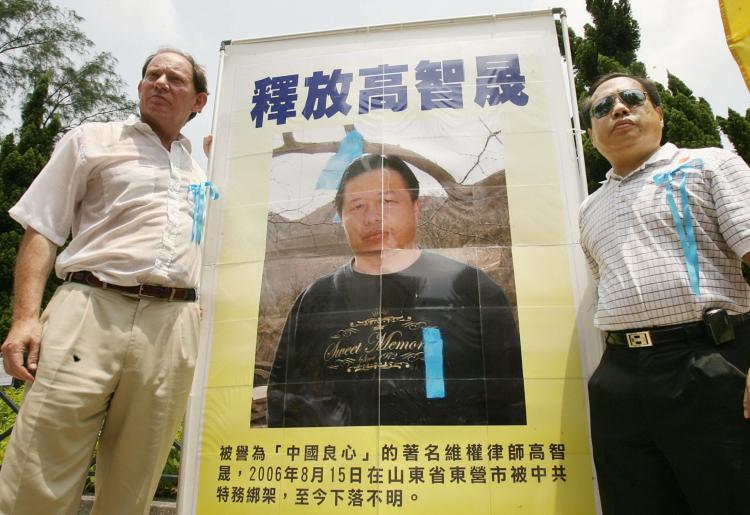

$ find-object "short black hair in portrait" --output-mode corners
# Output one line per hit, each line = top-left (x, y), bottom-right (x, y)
(335, 154), (420, 215)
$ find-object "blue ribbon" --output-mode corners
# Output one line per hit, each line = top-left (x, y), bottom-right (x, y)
(188, 181), (219, 245)
(652, 158), (704, 296)
(423, 327), (445, 399)
(316, 129), (364, 190)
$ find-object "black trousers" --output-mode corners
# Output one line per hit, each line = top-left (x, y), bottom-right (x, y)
(588, 323), (750, 515)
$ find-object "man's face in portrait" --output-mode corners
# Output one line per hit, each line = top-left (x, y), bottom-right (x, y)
(339, 167), (420, 256)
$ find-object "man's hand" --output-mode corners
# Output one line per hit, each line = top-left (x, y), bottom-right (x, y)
(2, 227), (58, 382)
(2, 318), (42, 382)
(203, 134), (213, 158)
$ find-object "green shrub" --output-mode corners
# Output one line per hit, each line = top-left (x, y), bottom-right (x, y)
(0, 385), (24, 462)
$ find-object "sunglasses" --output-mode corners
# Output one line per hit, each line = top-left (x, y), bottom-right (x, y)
(590, 89), (648, 119)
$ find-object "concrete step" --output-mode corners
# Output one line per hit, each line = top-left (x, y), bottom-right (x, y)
(78, 495), (176, 514)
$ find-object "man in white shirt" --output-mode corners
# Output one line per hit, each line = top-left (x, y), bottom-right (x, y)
(0, 48), (209, 515)
(579, 72), (750, 515)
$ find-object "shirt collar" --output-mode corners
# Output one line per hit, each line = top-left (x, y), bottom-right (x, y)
(124, 115), (193, 153)
(603, 143), (678, 183)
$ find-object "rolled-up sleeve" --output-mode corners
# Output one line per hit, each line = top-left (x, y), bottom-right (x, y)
(9, 127), (90, 246)
(710, 152), (750, 260)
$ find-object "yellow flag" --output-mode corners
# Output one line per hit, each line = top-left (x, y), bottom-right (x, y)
(720, 0), (750, 91)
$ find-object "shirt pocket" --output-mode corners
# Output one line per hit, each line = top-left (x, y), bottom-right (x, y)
(99, 165), (162, 209)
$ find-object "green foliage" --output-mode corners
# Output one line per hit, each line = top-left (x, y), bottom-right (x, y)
(660, 72), (721, 150)
(666, 73), (692, 97)
(555, 21), (578, 59)
(0, 0), (135, 128)
(717, 108), (750, 163)
(1, 0), (87, 115)
(163, 425), (183, 477)
(0, 232), (20, 335)
(582, 133), (612, 189)
(715, 108), (750, 283)
(585, 0), (640, 66)
(45, 50), (135, 130)
(573, 38), (600, 92)
(0, 76), (61, 341)
(571, 0), (642, 91)
(0, 385), (24, 462)
(156, 425), (183, 498)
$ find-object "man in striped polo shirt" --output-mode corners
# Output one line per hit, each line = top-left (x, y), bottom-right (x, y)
(579, 72), (750, 515)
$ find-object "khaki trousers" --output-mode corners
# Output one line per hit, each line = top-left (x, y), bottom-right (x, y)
(0, 283), (200, 515)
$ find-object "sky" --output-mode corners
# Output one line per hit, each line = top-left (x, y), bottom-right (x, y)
(52, 0), (750, 165)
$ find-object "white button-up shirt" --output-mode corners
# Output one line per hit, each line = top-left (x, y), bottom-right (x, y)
(10, 117), (207, 288)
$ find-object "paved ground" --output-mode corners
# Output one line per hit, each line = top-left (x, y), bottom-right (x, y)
(78, 496), (176, 514)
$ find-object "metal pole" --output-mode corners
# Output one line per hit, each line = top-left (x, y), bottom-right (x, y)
(176, 40), (229, 515)
(555, 7), (589, 200)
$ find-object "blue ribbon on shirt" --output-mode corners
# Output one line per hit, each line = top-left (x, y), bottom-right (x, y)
(422, 327), (446, 399)
(188, 181), (219, 245)
(652, 158), (704, 296)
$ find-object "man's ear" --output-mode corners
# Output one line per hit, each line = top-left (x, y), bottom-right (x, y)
(656, 105), (664, 127)
(413, 198), (421, 221)
(193, 92), (208, 114)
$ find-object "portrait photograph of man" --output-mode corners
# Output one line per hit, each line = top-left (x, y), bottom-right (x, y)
(251, 120), (526, 428)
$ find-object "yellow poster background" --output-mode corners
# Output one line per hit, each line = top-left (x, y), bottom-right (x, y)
(186, 11), (598, 514)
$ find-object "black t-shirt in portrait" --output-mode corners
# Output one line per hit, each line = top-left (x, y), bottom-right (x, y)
(267, 251), (525, 427)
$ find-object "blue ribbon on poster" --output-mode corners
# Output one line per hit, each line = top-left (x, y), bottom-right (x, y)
(189, 181), (219, 245)
(423, 327), (446, 399)
(652, 158), (704, 296)
(316, 129), (364, 190)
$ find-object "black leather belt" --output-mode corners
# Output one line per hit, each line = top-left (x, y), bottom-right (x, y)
(65, 271), (197, 302)
(605, 313), (750, 348)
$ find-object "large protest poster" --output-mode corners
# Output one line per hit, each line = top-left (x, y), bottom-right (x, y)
(183, 10), (598, 514)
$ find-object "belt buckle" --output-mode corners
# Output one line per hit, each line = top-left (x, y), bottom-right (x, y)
(626, 331), (653, 348)
(137, 284), (159, 299)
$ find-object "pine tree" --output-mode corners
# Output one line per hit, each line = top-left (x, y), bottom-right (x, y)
(659, 73), (721, 150)
(573, 0), (645, 92)
(717, 108), (750, 163)
(0, 76), (61, 340)
(716, 108), (750, 283)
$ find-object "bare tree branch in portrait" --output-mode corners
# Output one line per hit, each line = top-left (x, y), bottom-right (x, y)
(272, 124), (503, 203)
(266, 122), (510, 255)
